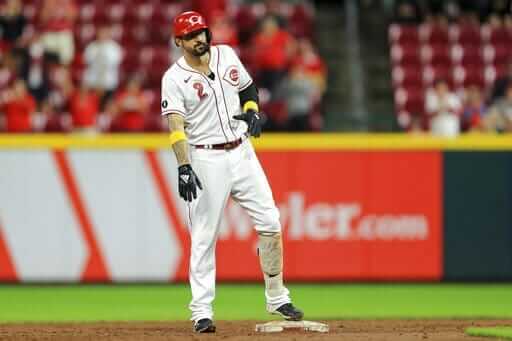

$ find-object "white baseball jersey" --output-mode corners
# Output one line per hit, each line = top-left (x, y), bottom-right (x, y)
(161, 45), (252, 145)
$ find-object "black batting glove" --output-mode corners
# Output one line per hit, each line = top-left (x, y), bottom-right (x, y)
(233, 110), (266, 137)
(178, 164), (203, 202)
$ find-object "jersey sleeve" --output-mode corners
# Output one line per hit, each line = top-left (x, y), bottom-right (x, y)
(223, 45), (253, 91)
(161, 72), (187, 117)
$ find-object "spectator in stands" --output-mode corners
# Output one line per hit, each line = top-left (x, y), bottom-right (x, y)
(108, 76), (148, 132)
(38, 63), (73, 132)
(408, 113), (426, 133)
(83, 26), (123, 110)
(461, 84), (486, 132)
(26, 41), (51, 104)
(0, 0), (31, 80)
(490, 61), (512, 102)
(0, 0), (26, 48)
(277, 63), (318, 131)
(291, 38), (327, 95)
(47, 63), (73, 113)
(0, 53), (16, 92)
(483, 83), (512, 132)
(426, 79), (462, 136)
(210, 11), (239, 48)
(393, 0), (424, 23)
(68, 81), (100, 133)
(251, 15), (295, 93)
(1, 79), (36, 133)
(38, 0), (77, 65)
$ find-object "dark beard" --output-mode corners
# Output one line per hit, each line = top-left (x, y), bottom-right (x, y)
(190, 43), (210, 57)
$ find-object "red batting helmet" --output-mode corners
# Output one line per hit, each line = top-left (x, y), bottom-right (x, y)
(173, 11), (209, 38)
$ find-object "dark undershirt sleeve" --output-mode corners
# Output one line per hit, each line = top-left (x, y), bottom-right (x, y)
(238, 82), (259, 110)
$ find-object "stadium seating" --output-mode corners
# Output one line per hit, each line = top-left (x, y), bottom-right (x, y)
(389, 22), (512, 130)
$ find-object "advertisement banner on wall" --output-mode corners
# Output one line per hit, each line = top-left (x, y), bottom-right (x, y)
(0, 147), (443, 282)
(213, 151), (443, 281)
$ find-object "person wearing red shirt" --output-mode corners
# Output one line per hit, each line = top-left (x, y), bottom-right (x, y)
(251, 15), (295, 92)
(291, 38), (327, 94)
(109, 76), (148, 132)
(38, 0), (77, 65)
(2, 79), (36, 133)
(68, 82), (99, 133)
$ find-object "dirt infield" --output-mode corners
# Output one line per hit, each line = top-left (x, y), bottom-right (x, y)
(0, 320), (510, 340)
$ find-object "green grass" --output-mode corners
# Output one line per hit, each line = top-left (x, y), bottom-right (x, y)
(0, 284), (511, 322)
(466, 327), (512, 339)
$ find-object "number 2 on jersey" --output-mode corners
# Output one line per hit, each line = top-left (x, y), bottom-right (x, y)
(193, 83), (208, 100)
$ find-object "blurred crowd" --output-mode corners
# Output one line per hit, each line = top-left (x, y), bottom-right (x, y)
(393, 0), (512, 25)
(392, 0), (512, 135)
(0, 0), (326, 134)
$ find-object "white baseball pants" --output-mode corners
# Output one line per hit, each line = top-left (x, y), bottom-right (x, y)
(186, 139), (290, 322)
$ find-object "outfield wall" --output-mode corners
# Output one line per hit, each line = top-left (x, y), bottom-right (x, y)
(0, 134), (511, 282)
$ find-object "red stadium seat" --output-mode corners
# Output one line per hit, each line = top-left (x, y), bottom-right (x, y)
(134, 2), (155, 22)
(121, 49), (140, 73)
(75, 24), (96, 50)
(152, 47), (172, 67)
(453, 65), (486, 88)
(419, 24), (449, 45)
(451, 44), (484, 66)
(485, 63), (510, 82)
(481, 25), (512, 45)
(392, 65), (423, 88)
(394, 87), (425, 115)
(78, 3), (97, 23)
(389, 24), (420, 45)
(421, 44), (452, 66)
(423, 65), (454, 87)
(482, 44), (511, 65)
(148, 25), (171, 46)
(449, 24), (482, 46)
(120, 24), (152, 46)
(390, 43), (421, 66)
(104, 3), (127, 23)
(144, 67), (166, 89)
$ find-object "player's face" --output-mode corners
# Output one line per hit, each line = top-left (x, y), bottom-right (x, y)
(180, 30), (210, 57)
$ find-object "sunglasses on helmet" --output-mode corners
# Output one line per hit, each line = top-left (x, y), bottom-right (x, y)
(180, 29), (207, 41)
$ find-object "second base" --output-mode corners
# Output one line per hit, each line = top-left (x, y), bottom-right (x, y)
(255, 320), (329, 333)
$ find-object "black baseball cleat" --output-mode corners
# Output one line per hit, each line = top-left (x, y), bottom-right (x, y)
(193, 318), (216, 333)
(273, 303), (304, 321)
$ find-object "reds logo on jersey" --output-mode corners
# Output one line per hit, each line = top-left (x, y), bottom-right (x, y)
(223, 66), (240, 87)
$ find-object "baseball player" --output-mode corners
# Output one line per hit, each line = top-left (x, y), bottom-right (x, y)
(161, 11), (304, 333)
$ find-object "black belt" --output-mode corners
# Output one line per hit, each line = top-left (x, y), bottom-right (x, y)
(194, 137), (244, 150)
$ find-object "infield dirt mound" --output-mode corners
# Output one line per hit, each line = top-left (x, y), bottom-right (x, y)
(1, 320), (510, 340)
